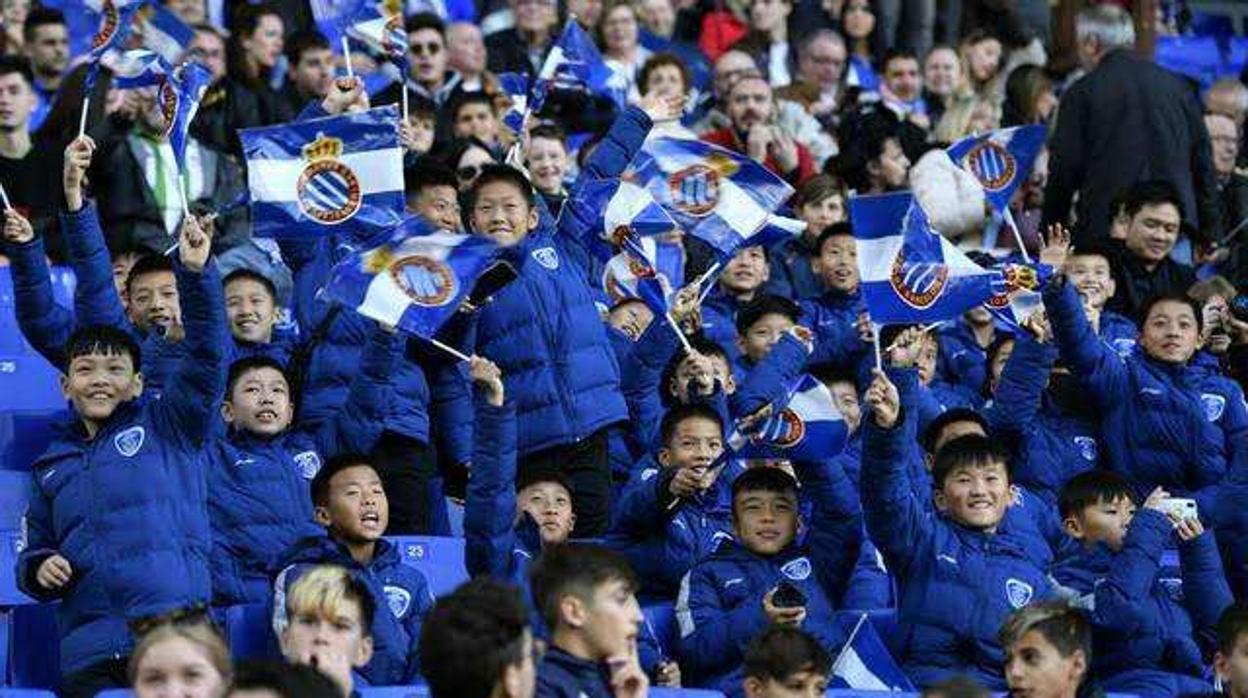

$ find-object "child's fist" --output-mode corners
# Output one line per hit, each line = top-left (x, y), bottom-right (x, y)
(36, 554), (72, 591)
(470, 355), (504, 406)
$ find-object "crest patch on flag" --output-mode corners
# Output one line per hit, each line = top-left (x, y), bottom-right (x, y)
(297, 134), (363, 225)
(391, 255), (459, 307)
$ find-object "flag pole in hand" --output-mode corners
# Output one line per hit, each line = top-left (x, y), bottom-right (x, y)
(341, 36), (355, 79)
(428, 337), (471, 362)
(0, 182), (12, 211)
(78, 96), (90, 139)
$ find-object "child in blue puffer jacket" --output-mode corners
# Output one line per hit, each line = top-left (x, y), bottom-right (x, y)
(1052, 470), (1233, 698)
(17, 216), (222, 698)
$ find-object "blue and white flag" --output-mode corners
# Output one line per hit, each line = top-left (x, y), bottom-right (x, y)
(946, 125), (1046, 213)
(497, 72), (529, 133)
(729, 374), (848, 462)
(138, 4), (192, 63)
(852, 192), (1001, 324)
(166, 61), (213, 169)
(84, 0), (148, 89)
(602, 236), (684, 314)
(982, 260), (1053, 330)
(831, 614), (916, 692)
(566, 179), (677, 257)
(240, 105), (405, 239)
(323, 216), (498, 338)
(109, 49), (168, 89)
(628, 138), (795, 259)
(531, 20), (626, 113)
(347, 1), (408, 62)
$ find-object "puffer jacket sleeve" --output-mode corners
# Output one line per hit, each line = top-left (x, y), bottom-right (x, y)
(402, 570), (437, 683)
(313, 327), (400, 456)
(675, 564), (770, 679)
(152, 259), (227, 448)
(1043, 278), (1128, 405)
(464, 394), (520, 579)
(6, 235), (72, 367)
(983, 335), (1055, 436)
(414, 339), (475, 467)
(16, 477), (62, 602)
(621, 318), (682, 451)
(798, 459), (864, 607)
(62, 202), (128, 331)
(730, 331), (810, 419)
(861, 373), (931, 576)
(1178, 527), (1233, 646)
(1090, 508), (1171, 637)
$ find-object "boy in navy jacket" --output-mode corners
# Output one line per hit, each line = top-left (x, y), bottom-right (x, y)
(742, 626), (831, 698)
(1064, 241), (1139, 358)
(797, 224), (871, 371)
(16, 216), (222, 698)
(222, 268), (294, 366)
(675, 465), (863, 696)
(273, 454), (434, 686)
(861, 366), (1053, 689)
(1051, 470), (1232, 697)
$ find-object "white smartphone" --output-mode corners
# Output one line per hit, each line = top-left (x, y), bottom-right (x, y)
(1158, 497), (1198, 521)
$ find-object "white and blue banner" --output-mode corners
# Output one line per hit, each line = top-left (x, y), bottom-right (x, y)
(139, 4), (193, 64)
(628, 138), (795, 259)
(729, 374), (848, 461)
(109, 49), (168, 89)
(497, 72), (529, 133)
(946, 125), (1046, 213)
(323, 216), (499, 338)
(84, 0), (148, 89)
(601, 236), (684, 314)
(167, 61), (213, 169)
(240, 105), (405, 239)
(831, 614), (916, 692)
(532, 20), (626, 113)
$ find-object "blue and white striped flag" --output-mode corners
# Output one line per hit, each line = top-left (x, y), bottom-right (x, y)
(831, 614), (916, 691)
(628, 138), (795, 259)
(497, 72), (529, 133)
(240, 105), (405, 239)
(947, 125), (1046, 214)
(729, 374), (848, 461)
(166, 61), (213, 169)
(345, 0), (408, 62)
(851, 192), (1001, 324)
(84, 0), (148, 90)
(109, 49), (167, 89)
(323, 216), (499, 338)
(138, 4), (193, 63)
(601, 236), (684, 314)
(532, 20), (626, 113)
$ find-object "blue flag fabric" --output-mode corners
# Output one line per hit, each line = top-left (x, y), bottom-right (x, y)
(531, 20), (626, 113)
(627, 137), (795, 259)
(946, 125), (1047, 213)
(729, 374), (848, 461)
(138, 4), (192, 63)
(240, 105), (405, 239)
(166, 61), (213, 169)
(831, 614), (916, 691)
(323, 215), (499, 338)
(601, 236), (685, 314)
(109, 49), (168, 89)
(497, 72), (529, 133)
(84, 0), (148, 90)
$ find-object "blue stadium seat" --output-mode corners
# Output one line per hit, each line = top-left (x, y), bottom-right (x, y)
(7, 603), (58, 690)
(643, 602), (676, 658)
(652, 689), (726, 698)
(223, 603), (277, 661)
(0, 471), (30, 531)
(0, 530), (34, 606)
(0, 689), (58, 697)
(93, 691), (132, 698)
(388, 536), (468, 597)
(359, 687), (430, 698)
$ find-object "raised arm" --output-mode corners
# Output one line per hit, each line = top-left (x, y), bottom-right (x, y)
(312, 325), (400, 456)
(62, 137), (128, 330)
(798, 458), (865, 607)
(1176, 517), (1233, 644)
(982, 329), (1056, 436)
(4, 213), (72, 367)
(1088, 503), (1172, 637)
(729, 329), (811, 420)
(463, 357), (521, 580)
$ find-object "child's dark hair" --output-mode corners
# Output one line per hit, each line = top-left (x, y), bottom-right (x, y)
(529, 123), (568, 147)
(931, 434), (1010, 489)
(465, 164), (536, 213)
(449, 90), (498, 123)
(405, 157), (460, 198)
(529, 544), (638, 630)
(743, 626), (831, 682)
(1057, 470), (1137, 520)
(222, 268), (277, 303)
(515, 466), (573, 497)
(65, 325), (142, 369)
(226, 356), (290, 398)
(126, 254), (175, 294)
(409, 93), (438, 123)
(814, 222), (854, 258)
(310, 453), (377, 508)
(731, 467), (799, 506)
(999, 601), (1092, 665)
(920, 408), (989, 455)
(736, 294), (802, 336)
(1216, 603), (1248, 656)
(809, 363), (856, 391)
(983, 333), (1016, 396)
(1140, 292), (1203, 333)
(421, 579), (531, 698)
(229, 660), (342, 698)
(660, 403), (724, 447)
(661, 335), (730, 401)
(1068, 240), (1117, 267)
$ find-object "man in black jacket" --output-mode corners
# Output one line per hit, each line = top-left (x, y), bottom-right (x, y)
(1043, 5), (1220, 248)
(1104, 181), (1196, 321)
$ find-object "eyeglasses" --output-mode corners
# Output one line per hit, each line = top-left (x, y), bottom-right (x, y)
(457, 164), (484, 182)
(410, 42), (442, 56)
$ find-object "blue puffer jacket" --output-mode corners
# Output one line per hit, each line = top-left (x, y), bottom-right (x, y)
(861, 407), (1054, 690)
(985, 337), (1101, 505)
(535, 647), (614, 698)
(675, 460), (862, 696)
(606, 460), (745, 598)
(16, 259), (225, 676)
(207, 329), (398, 605)
(1044, 279), (1248, 516)
(1100, 309), (1139, 358)
(273, 535), (433, 685)
(700, 288), (746, 371)
(798, 288), (869, 371)
(937, 320), (998, 395)
(6, 233), (74, 368)
(1050, 509), (1231, 698)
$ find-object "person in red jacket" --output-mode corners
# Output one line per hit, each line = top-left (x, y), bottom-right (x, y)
(701, 75), (815, 185)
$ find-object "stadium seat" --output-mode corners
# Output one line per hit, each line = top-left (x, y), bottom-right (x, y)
(643, 602), (676, 658)
(359, 687), (431, 698)
(388, 536), (468, 597)
(0, 471), (30, 531)
(7, 603), (58, 690)
(223, 603), (278, 661)
(0, 689), (58, 697)
(0, 530), (33, 607)
(93, 691), (132, 698)
(651, 689), (726, 698)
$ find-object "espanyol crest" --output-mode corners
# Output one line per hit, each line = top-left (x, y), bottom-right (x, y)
(92, 0), (122, 50)
(961, 141), (1017, 192)
(384, 585), (412, 618)
(296, 133), (363, 225)
(1202, 393), (1227, 422)
(390, 255), (458, 307)
(780, 557), (812, 581)
(114, 426), (146, 458)
(382, 12), (407, 60)
(889, 255), (949, 310)
(532, 247), (560, 270)
(666, 153), (738, 217)
(156, 76), (178, 137)
(1073, 436), (1098, 462)
(1005, 578), (1034, 609)
(293, 451), (322, 479)
(750, 409), (806, 449)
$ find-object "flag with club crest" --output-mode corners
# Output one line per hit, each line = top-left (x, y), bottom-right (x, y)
(530, 19), (626, 114)
(138, 3), (192, 63)
(830, 614), (916, 692)
(165, 61), (213, 169)
(240, 105), (405, 239)
(946, 125), (1046, 213)
(981, 259), (1053, 330)
(601, 236), (685, 314)
(728, 374), (848, 461)
(83, 0), (148, 90)
(851, 192), (1004, 324)
(627, 137), (796, 259)
(323, 215), (499, 337)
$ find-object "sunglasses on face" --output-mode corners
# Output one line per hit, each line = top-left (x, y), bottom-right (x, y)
(410, 42), (442, 56)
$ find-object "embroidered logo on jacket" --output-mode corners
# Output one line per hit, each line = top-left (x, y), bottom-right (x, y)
(1201, 393), (1227, 422)
(114, 426), (146, 458)
(780, 557), (812, 581)
(532, 247), (559, 270)
(384, 585), (412, 618)
(1006, 578), (1034, 609)
(293, 451), (322, 479)
(1073, 436), (1098, 461)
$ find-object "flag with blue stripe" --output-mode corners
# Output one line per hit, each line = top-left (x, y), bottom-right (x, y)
(84, 0), (148, 90)
(532, 20), (626, 113)
(602, 236), (685, 314)
(167, 61), (213, 169)
(323, 216), (499, 338)
(831, 614), (916, 691)
(946, 125), (1046, 213)
(628, 137), (795, 259)
(138, 4), (192, 63)
(981, 259), (1053, 330)
(852, 192), (1002, 324)
(497, 72), (529, 133)
(729, 374), (848, 461)
(109, 49), (168, 89)
(240, 105), (405, 239)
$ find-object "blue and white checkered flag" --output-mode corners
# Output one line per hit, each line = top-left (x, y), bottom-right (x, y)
(240, 105), (405, 239)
